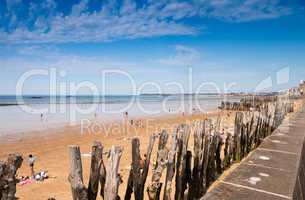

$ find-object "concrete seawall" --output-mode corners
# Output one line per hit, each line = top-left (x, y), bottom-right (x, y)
(293, 128), (305, 200)
(203, 104), (305, 200)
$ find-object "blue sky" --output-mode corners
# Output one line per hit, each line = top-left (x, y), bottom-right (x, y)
(0, 0), (305, 95)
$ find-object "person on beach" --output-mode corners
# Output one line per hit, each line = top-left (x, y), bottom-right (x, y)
(28, 154), (37, 178)
(123, 111), (129, 122)
(193, 108), (196, 113)
(40, 113), (43, 121)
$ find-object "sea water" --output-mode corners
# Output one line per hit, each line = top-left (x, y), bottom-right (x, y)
(0, 95), (241, 135)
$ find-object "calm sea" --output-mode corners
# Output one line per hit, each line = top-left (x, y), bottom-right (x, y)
(0, 95), (241, 135)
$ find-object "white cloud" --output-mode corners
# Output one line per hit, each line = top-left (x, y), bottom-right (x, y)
(157, 45), (201, 66)
(0, 2), (198, 44)
(198, 0), (292, 22)
(71, 0), (89, 16)
(0, 0), (294, 44)
(1, 45), (138, 77)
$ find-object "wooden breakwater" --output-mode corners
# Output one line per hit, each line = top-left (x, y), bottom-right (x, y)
(219, 95), (295, 112)
(67, 97), (295, 200)
(203, 99), (305, 200)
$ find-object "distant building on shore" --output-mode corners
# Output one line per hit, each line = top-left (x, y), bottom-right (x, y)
(299, 80), (305, 96)
(284, 80), (305, 97)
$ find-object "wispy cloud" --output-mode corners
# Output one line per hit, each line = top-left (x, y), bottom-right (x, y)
(200, 0), (293, 22)
(1, 45), (138, 73)
(0, 0), (295, 44)
(157, 45), (201, 66)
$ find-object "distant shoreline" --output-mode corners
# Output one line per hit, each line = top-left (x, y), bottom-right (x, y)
(0, 103), (19, 106)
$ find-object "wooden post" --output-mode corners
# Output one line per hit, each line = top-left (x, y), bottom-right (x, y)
(147, 130), (169, 200)
(233, 112), (243, 161)
(88, 141), (103, 200)
(163, 132), (178, 200)
(240, 125), (245, 160)
(131, 137), (142, 200)
(175, 125), (190, 200)
(183, 150), (192, 198)
(140, 134), (157, 194)
(215, 133), (222, 174)
(0, 161), (4, 200)
(189, 121), (205, 199)
(202, 121), (211, 194)
(0, 154), (23, 200)
(214, 115), (222, 174)
(206, 134), (217, 187)
(223, 132), (232, 169)
(124, 169), (133, 200)
(100, 158), (106, 199)
(68, 145), (88, 200)
(247, 113), (255, 153)
(124, 134), (156, 200)
(104, 146), (123, 200)
(255, 115), (262, 147)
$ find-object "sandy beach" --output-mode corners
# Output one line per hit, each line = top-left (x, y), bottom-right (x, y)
(0, 110), (235, 200)
(1, 2), (304, 199)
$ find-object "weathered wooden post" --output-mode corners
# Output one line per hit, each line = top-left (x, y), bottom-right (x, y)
(189, 121), (205, 199)
(141, 134), (157, 191)
(257, 113), (264, 147)
(68, 145), (88, 200)
(88, 141), (103, 200)
(163, 132), (178, 200)
(125, 134), (156, 200)
(268, 103), (276, 135)
(247, 113), (255, 153)
(215, 133), (222, 174)
(202, 120), (212, 194)
(99, 157), (106, 199)
(206, 133), (217, 187)
(183, 150), (192, 198)
(130, 137), (143, 200)
(124, 169), (133, 200)
(0, 161), (4, 199)
(175, 124), (190, 200)
(0, 154), (23, 200)
(214, 115), (222, 174)
(147, 130), (169, 200)
(233, 112), (243, 161)
(104, 146), (123, 200)
(253, 114), (260, 148)
(240, 125), (245, 160)
(223, 132), (232, 169)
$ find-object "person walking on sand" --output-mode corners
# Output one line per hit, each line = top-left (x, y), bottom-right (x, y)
(28, 154), (37, 178)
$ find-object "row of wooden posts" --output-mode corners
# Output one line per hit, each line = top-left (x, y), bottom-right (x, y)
(219, 95), (283, 111)
(67, 98), (294, 200)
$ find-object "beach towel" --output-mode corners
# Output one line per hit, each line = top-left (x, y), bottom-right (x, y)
(19, 179), (34, 186)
